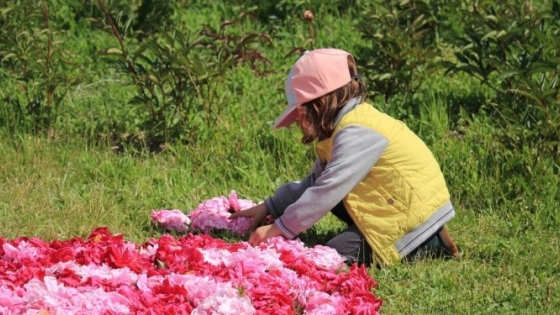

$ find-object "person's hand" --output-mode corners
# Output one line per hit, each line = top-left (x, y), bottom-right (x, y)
(248, 224), (283, 246)
(229, 203), (269, 232)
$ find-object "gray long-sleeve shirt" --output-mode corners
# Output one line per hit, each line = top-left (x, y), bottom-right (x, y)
(265, 99), (389, 239)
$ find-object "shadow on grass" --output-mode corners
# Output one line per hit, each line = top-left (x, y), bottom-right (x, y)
(298, 229), (341, 247)
(144, 217), (346, 248)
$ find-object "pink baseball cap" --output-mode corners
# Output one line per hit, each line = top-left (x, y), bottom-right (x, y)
(272, 48), (353, 129)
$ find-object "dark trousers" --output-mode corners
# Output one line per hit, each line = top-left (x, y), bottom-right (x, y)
(325, 202), (449, 266)
(326, 202), (373, 265)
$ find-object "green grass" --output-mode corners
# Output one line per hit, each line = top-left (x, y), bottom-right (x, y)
(2, 113), (558, 315)
(0, 132), (307, 242)
(1, 1), (559, 314)
(374, 214), (559, 314)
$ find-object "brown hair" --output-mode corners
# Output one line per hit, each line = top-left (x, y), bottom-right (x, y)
(298, 55), (367, 144)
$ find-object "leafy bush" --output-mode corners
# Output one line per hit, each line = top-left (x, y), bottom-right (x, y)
(60, 0), (173, 38)
(356, 0), (460, 103)
(96, 1), (273, 150)
(0, 0), (80, 135)
(224, 0), (365, 21)
(442, 0), (560, 158)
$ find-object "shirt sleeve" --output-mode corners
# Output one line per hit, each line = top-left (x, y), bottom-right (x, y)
(265, 159), (325, 218)
(274, 125), (389, 239)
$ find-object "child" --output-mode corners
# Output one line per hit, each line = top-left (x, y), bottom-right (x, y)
(230, 48), (460, 267)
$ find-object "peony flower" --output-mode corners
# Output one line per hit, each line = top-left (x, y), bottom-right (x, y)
(191, 286), (255, 315)
(303, 291), (344, 315)
(150, 209), (190, 233)
(22, 277), (131, 314)
(228, 190), (257, 212)
(188, 191), (255, 235)
(0, 193), (383, 314)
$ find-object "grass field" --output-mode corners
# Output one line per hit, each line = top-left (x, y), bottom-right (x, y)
(1, 1), (559, 314)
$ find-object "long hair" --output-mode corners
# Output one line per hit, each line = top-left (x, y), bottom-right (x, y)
(298, 55), (367, 144)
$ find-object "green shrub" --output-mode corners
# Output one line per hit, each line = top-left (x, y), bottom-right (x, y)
(96, 1), (273, 149)
(356, 0), (461, 103)
(222, 0), (365, 22)
(0, 0), (80, 135)
(441, 0), (560, 158)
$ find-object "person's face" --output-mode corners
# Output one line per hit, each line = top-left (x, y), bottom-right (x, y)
(294, 106), (309, 130)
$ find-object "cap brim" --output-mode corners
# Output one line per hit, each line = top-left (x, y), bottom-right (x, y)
(272, 105), (298, 129)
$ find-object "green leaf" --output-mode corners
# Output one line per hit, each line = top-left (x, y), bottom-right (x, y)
(375, 73), (393, 81)
(0, 52), (17, 61)
(155, 259), (167, 269)
(106, 48), (123, 55)
(482, 30), (499, 41)
(129, 95), (151, 106)
(508, 88), (542, 105)
(485, 14), (498, 24)
(497, 70), (519, 80)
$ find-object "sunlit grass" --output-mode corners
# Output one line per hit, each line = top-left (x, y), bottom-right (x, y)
(2, 106), (558, 314)
(1, 1), (559, 314)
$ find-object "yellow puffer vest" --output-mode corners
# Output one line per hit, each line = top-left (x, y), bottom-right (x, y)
(315, 102), (450, 266)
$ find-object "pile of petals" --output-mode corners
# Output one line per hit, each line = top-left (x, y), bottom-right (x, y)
(0, 227), (383, 314)
(151, 190), (259, 235)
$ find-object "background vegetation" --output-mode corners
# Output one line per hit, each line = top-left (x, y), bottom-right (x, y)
(1, 0), (558, 313)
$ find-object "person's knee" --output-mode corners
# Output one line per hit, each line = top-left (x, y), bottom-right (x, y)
(325, 229), (372, 266)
